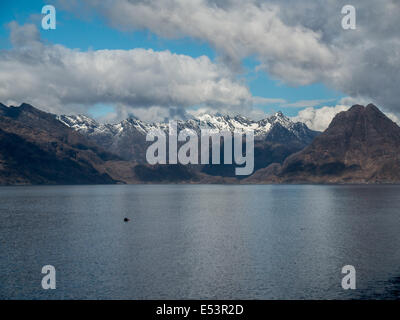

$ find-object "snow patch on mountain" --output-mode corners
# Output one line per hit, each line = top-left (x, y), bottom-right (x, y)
(57, 111), (315, 140)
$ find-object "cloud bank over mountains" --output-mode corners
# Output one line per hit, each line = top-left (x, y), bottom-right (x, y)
(291, 105), (350, 132)
(1, 0), (399, 128)
(78, 0), (336, 85)
(60, 0), (400, 112)
(0, 22), (260, 117)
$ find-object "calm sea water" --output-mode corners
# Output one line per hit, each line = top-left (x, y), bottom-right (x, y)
(1, 184), (400, 300)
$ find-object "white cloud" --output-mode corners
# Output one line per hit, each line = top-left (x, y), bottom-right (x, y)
(60, 0), (400, 118)
(68, 0), (335, 85)
(291, 105), (350, 131)
(0, 22), (269, 119)
(91, 104), (186, 124)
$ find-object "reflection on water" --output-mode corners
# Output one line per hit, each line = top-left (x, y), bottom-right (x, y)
(0, 184), (400, 299)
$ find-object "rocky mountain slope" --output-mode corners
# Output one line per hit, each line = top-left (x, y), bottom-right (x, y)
(0, 103), (118, 185)
(246, 104), (400, 183)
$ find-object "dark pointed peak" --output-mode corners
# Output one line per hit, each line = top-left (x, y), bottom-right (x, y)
(346, 103), (388, 119)
(13, 103), (43, 114)
(348, 104), (365, 112)
(2, 102), (58, 123)
(366, 103), (383, 114)
(327, 103), (399, 135)
(7, 103), (40, 115)
(275, 111), (284, 117)
(347, 103), (383, 114)
(19, 103), (35, 110)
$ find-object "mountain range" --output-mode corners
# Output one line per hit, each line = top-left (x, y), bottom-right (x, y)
(57, 111), (318, 162)
(1, 102), (399, 184)
(58, 110), (319, 179)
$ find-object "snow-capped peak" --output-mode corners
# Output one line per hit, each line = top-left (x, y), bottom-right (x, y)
(58, 111), (316, 142)
(57, 114), (100, 131)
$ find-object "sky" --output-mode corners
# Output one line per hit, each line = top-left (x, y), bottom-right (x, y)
(0, 0), (399, 130)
